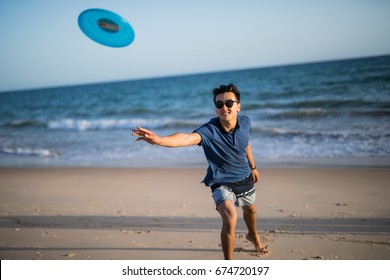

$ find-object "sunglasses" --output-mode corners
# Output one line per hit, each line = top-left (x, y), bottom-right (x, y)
(214, 99), (239, 109)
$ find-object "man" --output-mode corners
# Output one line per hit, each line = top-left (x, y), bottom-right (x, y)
(132, 83), (269, 259)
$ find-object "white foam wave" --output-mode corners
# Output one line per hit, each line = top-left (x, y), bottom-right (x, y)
(48, 119), (161, 131)
(47, 118), (203, 131)
(1, 147), (59, 158)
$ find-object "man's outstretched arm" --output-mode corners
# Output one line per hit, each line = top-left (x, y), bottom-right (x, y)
(132, 126), (201, 147)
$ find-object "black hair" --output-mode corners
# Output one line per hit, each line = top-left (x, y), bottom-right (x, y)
(212, 83), (240, 103)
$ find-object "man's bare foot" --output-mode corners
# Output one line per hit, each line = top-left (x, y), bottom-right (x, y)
(246, 233), (270, 255)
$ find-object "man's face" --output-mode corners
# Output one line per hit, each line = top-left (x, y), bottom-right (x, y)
(215, 92), (241, 122)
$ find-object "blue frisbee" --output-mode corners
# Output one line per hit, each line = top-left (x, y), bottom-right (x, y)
(78, 8), (135, 48)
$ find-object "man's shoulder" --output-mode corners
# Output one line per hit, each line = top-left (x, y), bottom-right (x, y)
(208, 117), (219, 124)
(238, 115), (251, 126)
(238, 115), (250, 121)
(200, 117), (219, 128)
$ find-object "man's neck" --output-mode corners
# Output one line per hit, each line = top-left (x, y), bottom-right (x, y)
(219, 117), (238, 133)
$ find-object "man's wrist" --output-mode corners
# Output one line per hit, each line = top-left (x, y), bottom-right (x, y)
(251, 165), (256, 170)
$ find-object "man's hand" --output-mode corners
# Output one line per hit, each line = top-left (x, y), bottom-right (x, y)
(252, 168), (260, 183)
(132, 127), (160, 145)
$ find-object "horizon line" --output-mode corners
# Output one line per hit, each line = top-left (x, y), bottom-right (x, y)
(2, 53), (389, 94)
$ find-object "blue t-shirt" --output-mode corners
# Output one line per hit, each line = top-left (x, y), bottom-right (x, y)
(193, 115), (252, 186)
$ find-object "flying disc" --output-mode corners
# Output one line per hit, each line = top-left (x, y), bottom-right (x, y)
(78, 8), (135, 47)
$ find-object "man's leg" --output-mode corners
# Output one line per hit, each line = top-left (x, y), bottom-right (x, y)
(242, 204), (269, 254)
(217, 200), (237, 260)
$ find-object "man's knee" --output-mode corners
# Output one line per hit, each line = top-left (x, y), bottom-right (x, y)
(243, 204), (257, 216)
(218, 201), (237, 228)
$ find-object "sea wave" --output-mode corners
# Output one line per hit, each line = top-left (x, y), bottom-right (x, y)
(47, 118), (204, 131)
(245, 99), (390, 110)
(0, 147), (60, 158)
(265, 108), (329, 119)
(251, 125), (390, 139)
(4, 119), (44, 128)
(249, 107), (390, 120)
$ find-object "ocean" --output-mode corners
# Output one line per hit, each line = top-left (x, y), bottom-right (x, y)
(1, 55), (390, 168)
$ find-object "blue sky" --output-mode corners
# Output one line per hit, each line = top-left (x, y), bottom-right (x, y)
(1, 0), (389, 92)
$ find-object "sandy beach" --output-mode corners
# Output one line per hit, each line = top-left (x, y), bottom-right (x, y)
(0, 167), (389, 260)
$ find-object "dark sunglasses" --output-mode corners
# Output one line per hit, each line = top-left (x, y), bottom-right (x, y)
(214, 99), (239, 109)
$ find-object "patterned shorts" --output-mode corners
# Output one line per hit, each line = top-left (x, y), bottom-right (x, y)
(210, 175), (256, 208)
